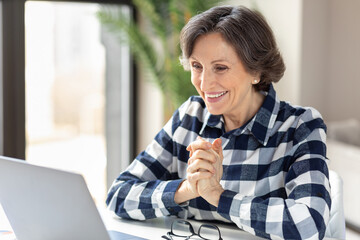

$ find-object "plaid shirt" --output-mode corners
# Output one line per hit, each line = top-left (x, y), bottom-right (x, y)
(107, 84), (330, 239)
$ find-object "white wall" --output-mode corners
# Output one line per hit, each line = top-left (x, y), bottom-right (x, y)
(300, 0), (329, 112)
(299, 0), (360, 122)
(325, 0), (360, 121)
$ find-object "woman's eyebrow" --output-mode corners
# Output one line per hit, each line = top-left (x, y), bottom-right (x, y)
(211, 59), (229, 64)
(189, 56), (230, 64)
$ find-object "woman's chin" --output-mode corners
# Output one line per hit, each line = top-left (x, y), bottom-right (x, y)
(206, 106), (224, 116)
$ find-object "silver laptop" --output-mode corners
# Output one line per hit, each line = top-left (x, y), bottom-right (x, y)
(0, 156), (145, 240)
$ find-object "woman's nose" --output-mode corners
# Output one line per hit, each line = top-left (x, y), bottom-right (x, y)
(200, 70), (215, 91)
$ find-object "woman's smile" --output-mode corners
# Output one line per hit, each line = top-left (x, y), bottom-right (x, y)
(205, 91), (228, 103)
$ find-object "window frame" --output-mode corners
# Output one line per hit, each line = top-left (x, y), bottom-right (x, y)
(1, 0), (26, 159)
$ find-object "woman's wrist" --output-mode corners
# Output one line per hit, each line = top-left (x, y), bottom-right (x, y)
(174, 179), (199, 204)
(201, 185), (224, 207)
(174, 179), (225, 207)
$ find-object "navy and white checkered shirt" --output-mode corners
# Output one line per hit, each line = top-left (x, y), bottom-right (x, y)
(107, 84), (330, 239)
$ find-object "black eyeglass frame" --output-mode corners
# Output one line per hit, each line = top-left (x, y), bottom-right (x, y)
(165, 220), (223, 240)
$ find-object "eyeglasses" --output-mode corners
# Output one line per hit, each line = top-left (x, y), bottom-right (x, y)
(162, 220), (223, 240)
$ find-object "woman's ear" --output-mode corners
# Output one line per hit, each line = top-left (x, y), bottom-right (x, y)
(252, 72), (261, 85)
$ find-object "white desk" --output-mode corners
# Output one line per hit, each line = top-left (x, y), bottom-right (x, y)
(102, 209), (340, 240)
(102, 209), (263, 240)
(0, 204), (339, 240)
(0, 204), (261, 240)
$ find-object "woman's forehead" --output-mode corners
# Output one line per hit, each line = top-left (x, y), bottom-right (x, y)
(190, 33), (240, 64)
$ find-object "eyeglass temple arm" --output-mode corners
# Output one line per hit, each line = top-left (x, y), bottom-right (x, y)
(161, 234), (172, 240)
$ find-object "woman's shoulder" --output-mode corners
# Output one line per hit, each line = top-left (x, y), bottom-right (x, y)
(277, 100), (326, 130)
(268, 101), (327, 149)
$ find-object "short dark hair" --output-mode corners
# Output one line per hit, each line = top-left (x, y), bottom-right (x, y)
(180, 5), (285, 91)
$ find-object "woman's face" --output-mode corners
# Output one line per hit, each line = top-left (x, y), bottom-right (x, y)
(190, 32), (258, 117)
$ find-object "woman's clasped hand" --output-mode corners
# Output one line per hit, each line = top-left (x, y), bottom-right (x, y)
(185, 137), (224, 207)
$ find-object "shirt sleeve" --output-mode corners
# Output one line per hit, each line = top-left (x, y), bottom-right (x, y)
(217, 108), (331, 240)
(106, 99), (192, 220)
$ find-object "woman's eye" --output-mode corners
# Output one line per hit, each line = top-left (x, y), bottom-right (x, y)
(214, 65), (228, 72)
(191, 63), (202, 71)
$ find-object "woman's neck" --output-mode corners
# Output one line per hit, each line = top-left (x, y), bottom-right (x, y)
(223, 90), (265, 132)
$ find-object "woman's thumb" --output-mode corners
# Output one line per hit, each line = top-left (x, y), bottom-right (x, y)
(212, 138), (222, 153)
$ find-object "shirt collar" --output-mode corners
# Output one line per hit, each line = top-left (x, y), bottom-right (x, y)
(245, 84), (280, 146)
(199, 112), (224, 135)
(199, 84), (280, 146)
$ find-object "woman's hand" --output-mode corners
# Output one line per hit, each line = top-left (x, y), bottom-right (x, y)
(187, 137), (224, 207)
(174, 138), (213, 204)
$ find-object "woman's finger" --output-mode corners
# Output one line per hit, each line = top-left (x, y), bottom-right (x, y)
(187, 171), (213, 182)
(212, 138), (223, 162)
(187, 137), (212, 153)
(187, 159), (215, 174)
(191, 149), (218, 164)
(212, 138), (222, 152)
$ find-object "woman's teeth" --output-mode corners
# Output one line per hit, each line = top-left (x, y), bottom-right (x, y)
(206, 91), (227, 98)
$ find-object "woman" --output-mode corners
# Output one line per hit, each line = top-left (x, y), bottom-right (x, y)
(106, 5), (330, 239)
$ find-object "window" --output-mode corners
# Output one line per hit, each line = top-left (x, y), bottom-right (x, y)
(1, 0), (135, 206)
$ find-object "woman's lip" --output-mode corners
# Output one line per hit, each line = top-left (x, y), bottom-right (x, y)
(205, 91), (228, 103)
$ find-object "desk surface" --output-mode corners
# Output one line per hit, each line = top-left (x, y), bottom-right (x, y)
(102, 210), (263, 240)
(0, 204), (261, 240)
(1, 204), (339, 240)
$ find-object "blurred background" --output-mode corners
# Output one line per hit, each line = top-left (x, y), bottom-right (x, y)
(0, 0), (359, 238)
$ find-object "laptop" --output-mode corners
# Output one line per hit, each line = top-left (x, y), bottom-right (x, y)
(0, 156), (146, 240)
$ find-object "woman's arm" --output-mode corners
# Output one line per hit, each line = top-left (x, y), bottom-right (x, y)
(106, 134), (184, 220)
(217, 114), (331, 239)
(106, 100), (193, 220)
(218, 157), (330, 239)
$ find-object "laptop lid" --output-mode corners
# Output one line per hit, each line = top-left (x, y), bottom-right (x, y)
(0, 156), (111, 240)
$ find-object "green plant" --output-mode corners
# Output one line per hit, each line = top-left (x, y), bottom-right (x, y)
(97, 0), (218, 117)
